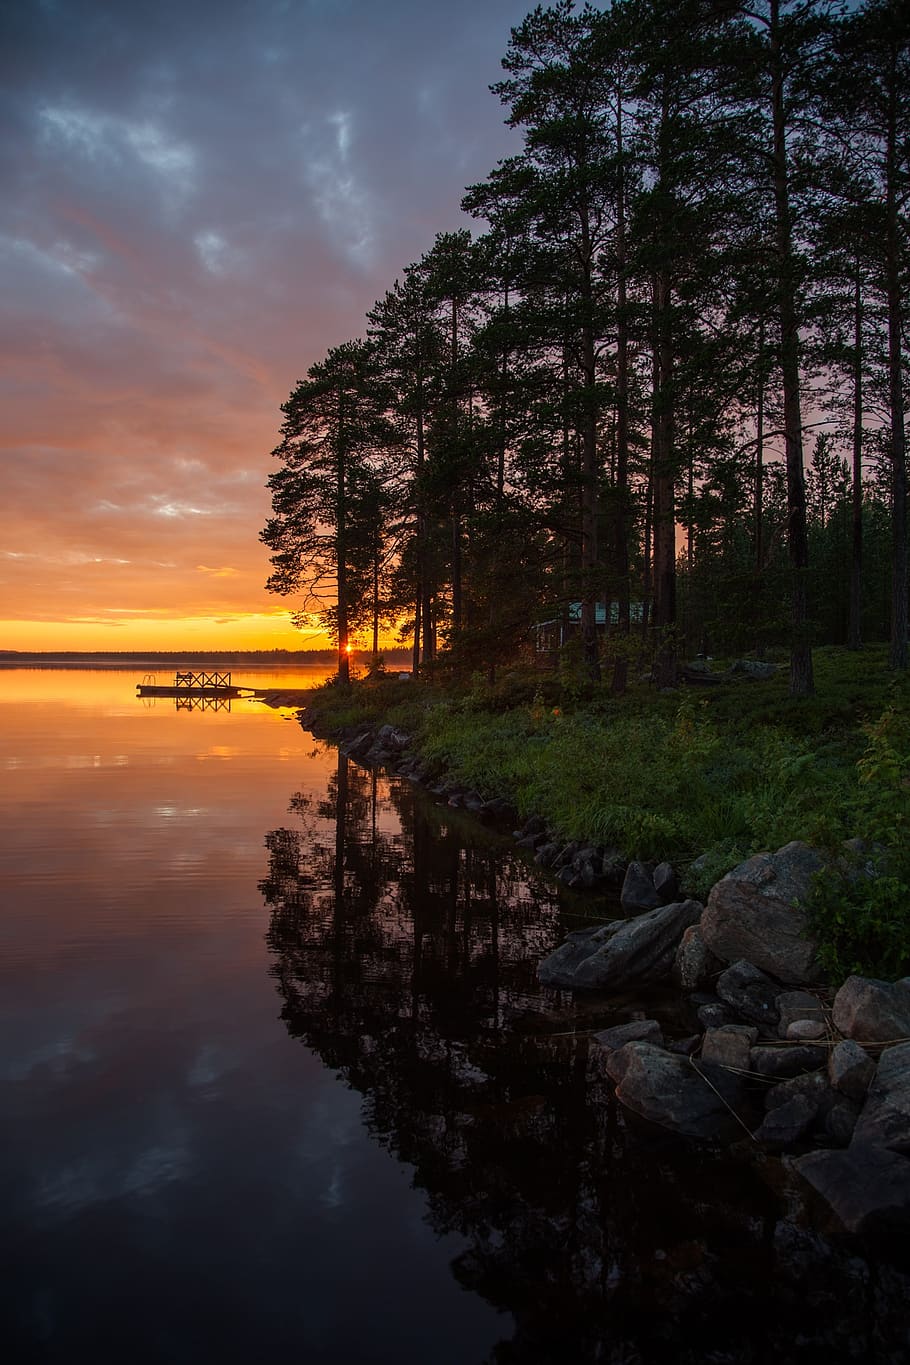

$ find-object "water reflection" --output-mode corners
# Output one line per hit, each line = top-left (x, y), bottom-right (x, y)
(263, 749), (910, 1365)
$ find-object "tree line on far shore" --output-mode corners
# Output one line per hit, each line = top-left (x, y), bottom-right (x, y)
(262, 0), (908, 695)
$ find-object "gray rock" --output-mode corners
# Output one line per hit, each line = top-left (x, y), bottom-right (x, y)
(819, 1095), (861, 1147)
(534, 842), (560, 868)
(751, 1045), (827, 1079)
(701, 1025), (757, 1071)
(853, 1040), (910, 1153)
(667, 1035), (701, 1056)
(786, 1019), (827, 1041)
(696, 1002), (736, 1030)
(729, 659), (777, 679)
(673, 923), (720, 991)
(537, 921), (622, 987)
(516, 815), (546, 839)
(515, 831), (547, 849)
(607, 1042), (748, 1141)
(538, 900), (703, 991)
(832, 975), (910, 1044)
(765, 1069), (830, 1114)
(653, 861), (679, 904)
(828, 1039), (876, 1103)
(620, 860), (661, 913)
(792, 1144), (910, 1233)
(777, 989), (827, 1038)
(716, 960), (782, 1027)
(594, 1019), (664, 1052)
(700, 842), (826, 984)
(553, 841), (579, 870)
(600, 852), (627, 885)
(753, 1095), (818, 1150)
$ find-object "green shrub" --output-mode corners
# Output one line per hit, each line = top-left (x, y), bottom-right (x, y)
(807, 695), (910, 979)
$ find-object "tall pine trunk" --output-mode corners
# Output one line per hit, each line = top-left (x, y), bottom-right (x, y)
(614, 92), (632, 637)
(770, 0), (814, 697)
(885, 44), (908, 670)
(848, 260), (863, 651)
(336, 386), (350, 686)
(652, 267), (677, 687)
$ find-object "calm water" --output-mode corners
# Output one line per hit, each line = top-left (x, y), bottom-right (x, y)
(2, 670), (908, 1364)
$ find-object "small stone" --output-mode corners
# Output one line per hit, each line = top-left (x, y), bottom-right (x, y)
(594, 1019), (664, 1052)
(697, 1002), (735, 1030)
(519, 830), (550, 849)
(716, 960), (782, 1027)
(674, 924), (720, 991)
(653, 861), (679, 904)
(667, 1035), (701, 1056)
(534, 842), (560, 868)
(620, 860), (661, 913)
(701, 1025), (757, 1071)
(786, 1019), (827, 1041)
(777, 989), (826, 1038)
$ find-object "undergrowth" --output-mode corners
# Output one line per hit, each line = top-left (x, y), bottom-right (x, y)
(303, 646), (910, 978)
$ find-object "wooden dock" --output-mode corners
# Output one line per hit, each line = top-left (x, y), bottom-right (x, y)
(136, 669), (250, 699)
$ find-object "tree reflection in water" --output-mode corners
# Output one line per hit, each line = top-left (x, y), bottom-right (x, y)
(261, 748), (910, 1365)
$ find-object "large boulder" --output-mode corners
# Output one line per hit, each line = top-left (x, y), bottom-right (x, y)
(792, 1145), (910, 1234)
(700, 841), (826, 984)
(537, 921), (622, 987)
(831, 975), (910, 1044)
(538, 900), (702, 991)
(606, 1041), (747, 1141)
(852, 1040), (910, 1153)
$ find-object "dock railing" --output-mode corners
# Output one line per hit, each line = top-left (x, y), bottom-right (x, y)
(174, 670), (232, 689)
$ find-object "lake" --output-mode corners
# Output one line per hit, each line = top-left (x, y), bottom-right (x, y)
(2, 668), (907, 1364)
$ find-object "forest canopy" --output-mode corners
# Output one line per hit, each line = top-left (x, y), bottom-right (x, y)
(262, 0), (908, 696)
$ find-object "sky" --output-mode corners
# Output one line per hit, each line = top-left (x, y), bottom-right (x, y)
(0, 0), (541, 652)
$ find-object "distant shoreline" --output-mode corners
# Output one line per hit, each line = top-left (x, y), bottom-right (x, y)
(0, 649), (412, 670)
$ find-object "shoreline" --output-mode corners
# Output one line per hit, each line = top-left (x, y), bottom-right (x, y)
(294, 700), (910, 1238)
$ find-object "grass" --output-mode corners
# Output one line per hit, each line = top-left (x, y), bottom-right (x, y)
(302, 646), (910, 977)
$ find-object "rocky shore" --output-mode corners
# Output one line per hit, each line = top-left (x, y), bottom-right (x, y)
(311, 714), (910, 1238)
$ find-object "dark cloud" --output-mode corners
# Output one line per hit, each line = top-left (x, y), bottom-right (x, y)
(1, 0), (537, 641)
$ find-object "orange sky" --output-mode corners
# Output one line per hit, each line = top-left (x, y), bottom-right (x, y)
(0, 0), (529, 652)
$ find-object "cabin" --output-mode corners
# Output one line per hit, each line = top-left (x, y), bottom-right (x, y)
(534, 601), (644, 655)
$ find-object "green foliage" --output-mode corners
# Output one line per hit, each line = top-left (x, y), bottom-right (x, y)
(807, 694), (910, 978)
(302, 650), (910, 979)
(809, 861), (910, 982)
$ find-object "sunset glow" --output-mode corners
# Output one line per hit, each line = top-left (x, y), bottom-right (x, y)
(1, 0), (527, 652)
